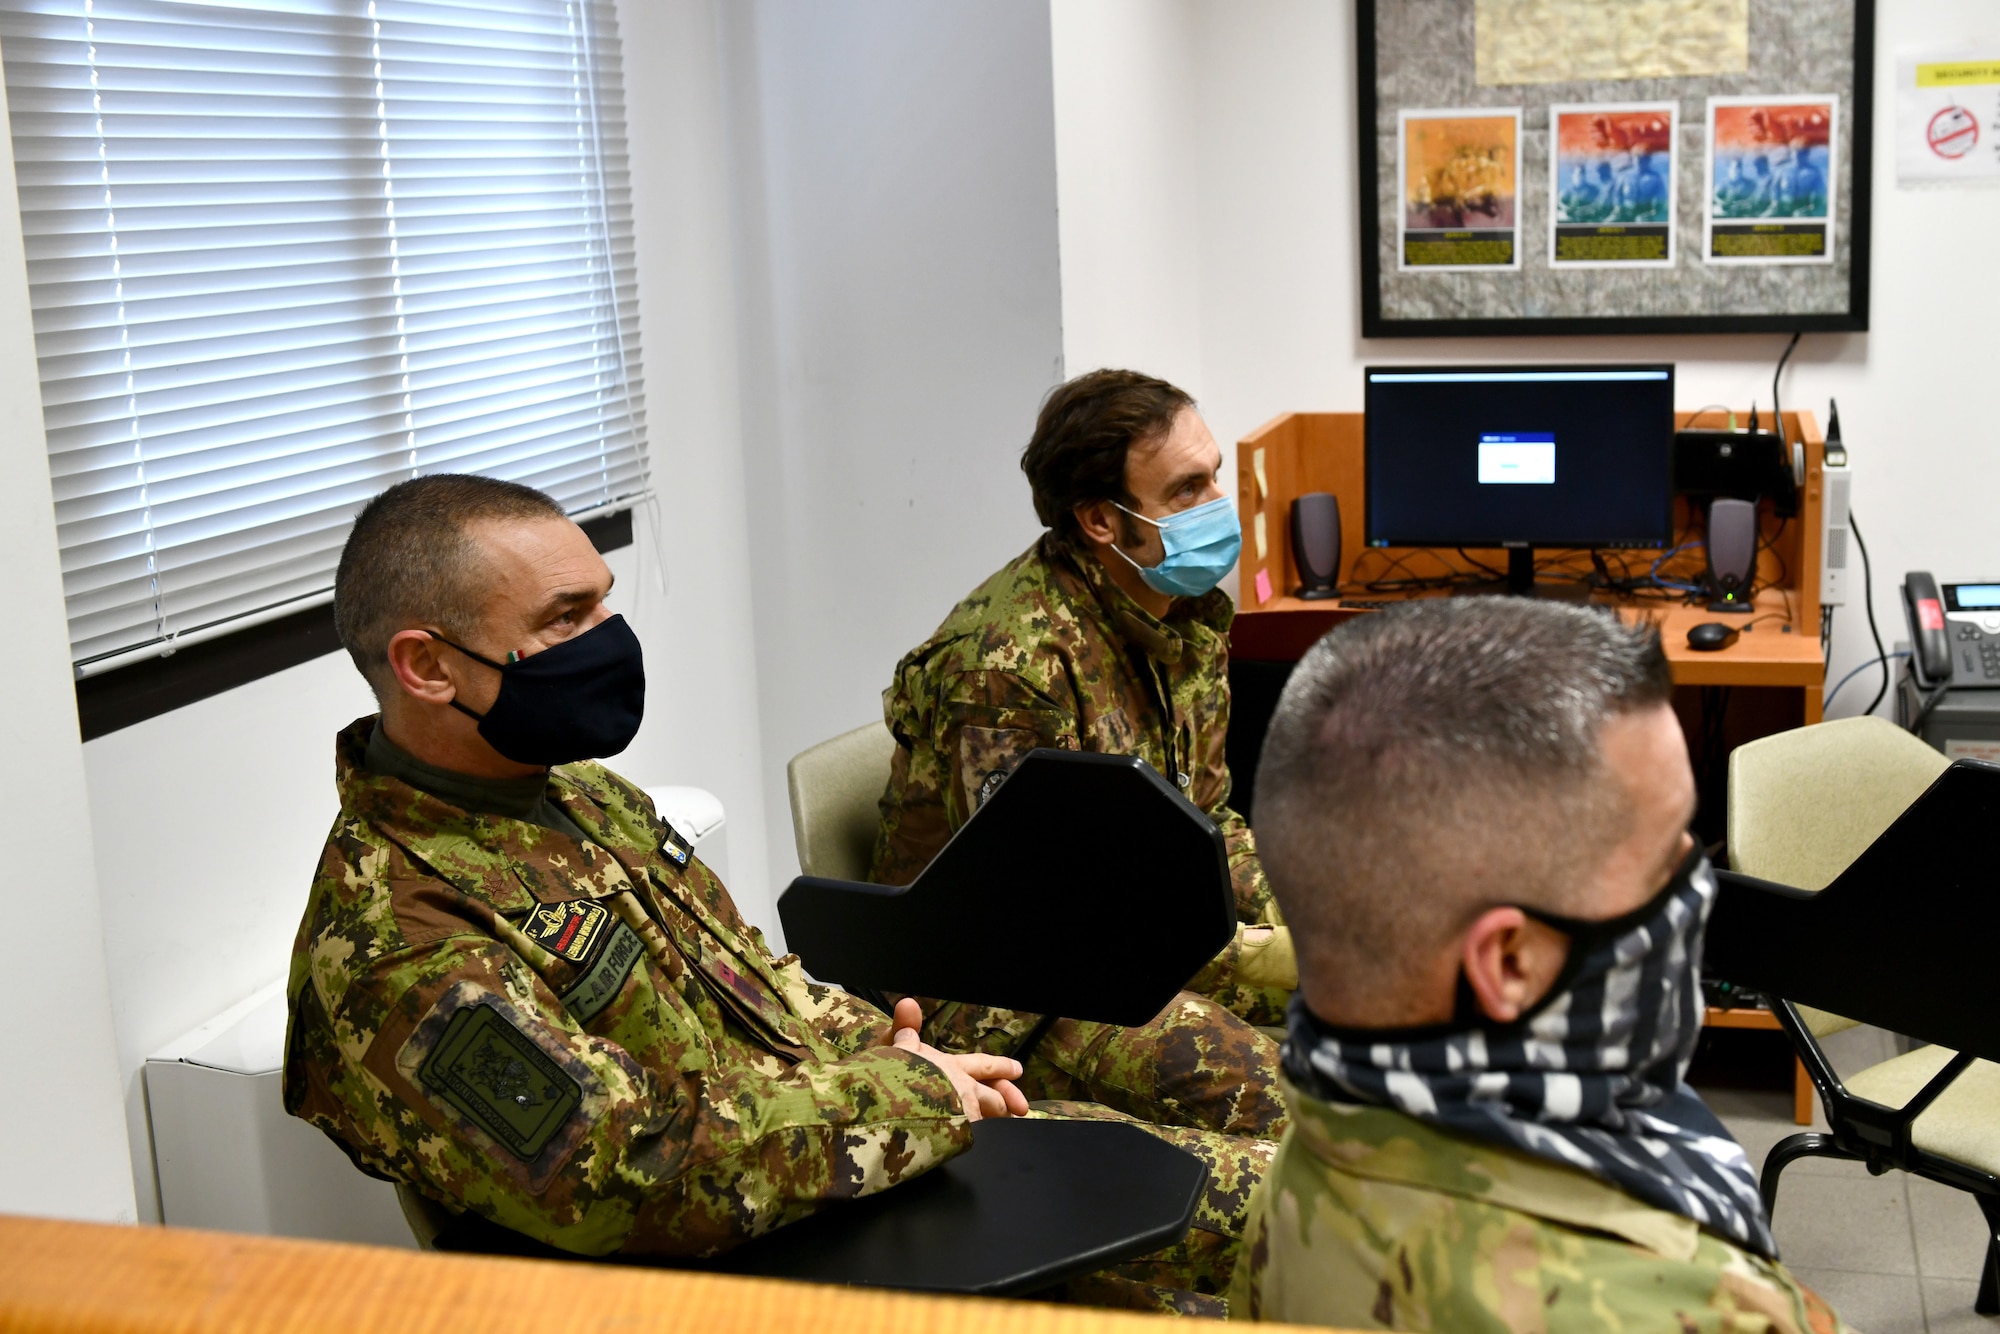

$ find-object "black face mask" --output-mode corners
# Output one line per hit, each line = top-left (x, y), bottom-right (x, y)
(1450, 842), (1703, 1031)
(427, 614), (646, 766)
(1285, 846), (1777, 1259)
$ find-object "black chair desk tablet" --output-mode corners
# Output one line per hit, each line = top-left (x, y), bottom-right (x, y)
(716, 1117), (1206, 1295)
(434, 1117), (1208, 1299)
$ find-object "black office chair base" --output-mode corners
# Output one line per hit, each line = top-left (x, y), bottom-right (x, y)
(1978, 1194), (1999, 1316)
(1760, 1132), (1859, 1215)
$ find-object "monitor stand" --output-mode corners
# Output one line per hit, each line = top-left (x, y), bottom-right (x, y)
(1461, 546), (1593, 601)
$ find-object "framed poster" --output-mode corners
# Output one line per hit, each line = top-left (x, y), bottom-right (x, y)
(1706, 95), (1838, 264)
(1548, 103), (1678, 268)
(1398, 108), (1524, 271)
(1357, 0), (1875, 337)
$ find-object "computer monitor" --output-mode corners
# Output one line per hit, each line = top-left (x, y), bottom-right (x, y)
(1364, 364), (1675, 596)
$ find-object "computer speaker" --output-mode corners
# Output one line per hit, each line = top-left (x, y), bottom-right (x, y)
(1706, 497), (1757, 613)
(1290, 492), (1341, 600)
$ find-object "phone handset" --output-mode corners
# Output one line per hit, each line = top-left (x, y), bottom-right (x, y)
(1902, 571), (1951, 688)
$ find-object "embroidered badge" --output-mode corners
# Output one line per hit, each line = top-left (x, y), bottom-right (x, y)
(699, 939), (781, 1020)
(524, 898), (609, 962)
(417, 1003), (581, 1162)
(559, 921), (644, 1026)
(659, 820), (693, 868)
(976, 768), (1009, 807)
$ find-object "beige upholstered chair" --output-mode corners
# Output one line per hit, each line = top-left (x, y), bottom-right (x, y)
(1728, 715), (1952, 1042)
(395, 1182), (451, 1250)
(787, 721), (898, 882)
(1727, 716), (2000, 1313)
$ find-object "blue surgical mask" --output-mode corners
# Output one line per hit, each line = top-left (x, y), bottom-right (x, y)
(1111, 494), (1242, 598)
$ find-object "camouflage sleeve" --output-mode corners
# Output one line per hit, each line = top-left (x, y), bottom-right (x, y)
(930, 668), (1080, 829)
(1184, 924), (1297, 1028)
(700, 868), (898, 1057)
(1212, 805), (1281, 925)
(302, 934), (968, 1259)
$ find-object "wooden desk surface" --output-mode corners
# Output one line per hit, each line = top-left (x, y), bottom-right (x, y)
(1234, 589), (1822, 695)
(0, 1214), (1342, 1334)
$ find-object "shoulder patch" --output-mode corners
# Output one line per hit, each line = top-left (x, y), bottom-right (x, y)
(522, 898), (609, 962)
(658, 820), (693, 868)
(559, 921), (645, 1025)
(418, 1003), (582, 1162)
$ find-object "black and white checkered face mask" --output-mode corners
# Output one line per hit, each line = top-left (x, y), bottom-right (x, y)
(1284, 849), (1777, 1258)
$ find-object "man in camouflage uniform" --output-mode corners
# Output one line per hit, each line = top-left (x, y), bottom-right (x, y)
(872, 369), (1294, 1140)
(1233, 599), (1849, 1333)
(284, 474), (1270, 1312)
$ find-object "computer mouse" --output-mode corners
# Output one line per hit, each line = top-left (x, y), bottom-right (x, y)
(1686, 621), (1740, 652)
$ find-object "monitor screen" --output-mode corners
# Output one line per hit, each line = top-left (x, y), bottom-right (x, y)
(1364, 366), (1675, 550)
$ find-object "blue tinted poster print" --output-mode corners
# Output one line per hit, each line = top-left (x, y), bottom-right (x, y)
(1548, 103), (1678, 268)
(1705, 95), (1838, 264)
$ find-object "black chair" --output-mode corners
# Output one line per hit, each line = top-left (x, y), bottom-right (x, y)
(436, 748), (1233, 1297)
(1706, 759), (2000, 1316)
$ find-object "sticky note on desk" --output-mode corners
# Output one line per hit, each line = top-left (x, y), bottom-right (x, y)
(1253, 448), (1268, 500)
(1254, 568), (1273, 604)
(1253, 511), (1268, 560)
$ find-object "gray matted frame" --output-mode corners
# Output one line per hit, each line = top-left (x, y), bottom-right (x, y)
(1356, 0), (1875, 338)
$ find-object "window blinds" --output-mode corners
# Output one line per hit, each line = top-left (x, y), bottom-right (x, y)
(0, 0), (648, 673)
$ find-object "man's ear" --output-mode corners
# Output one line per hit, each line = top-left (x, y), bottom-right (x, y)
(385, 629), (459, 705)
(1072, 498), (1120, 548)
(1460, 906), (1571, 1025)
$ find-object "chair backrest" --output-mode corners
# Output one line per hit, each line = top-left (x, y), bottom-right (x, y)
(779, 749), (1236, 1027)
(394, 1183), (450, 1250)
(1728, 716), (1949, 889)
(1708, 760), (2000, 1063)
(787, 721), (898, 882)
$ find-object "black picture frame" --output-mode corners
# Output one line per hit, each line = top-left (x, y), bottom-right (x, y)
(1355, 0), (1875, 339)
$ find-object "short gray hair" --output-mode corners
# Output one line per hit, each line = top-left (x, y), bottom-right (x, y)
(1253, 598), (1671, 1009)
(334, 474), (568, 698)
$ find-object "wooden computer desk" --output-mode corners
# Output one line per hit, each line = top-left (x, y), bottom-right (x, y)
(1232, 410), (1825, 1123)
(1232, 408), (1826, 723)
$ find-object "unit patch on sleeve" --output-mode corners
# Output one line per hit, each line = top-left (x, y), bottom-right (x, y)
(417, 1003), (582, 1162)
(559, 920), (645, 1026)
(523, 898), (609, 962)
(659, 820), (693, 868)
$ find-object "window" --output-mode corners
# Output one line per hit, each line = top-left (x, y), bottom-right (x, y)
(0, 0), (648, 691)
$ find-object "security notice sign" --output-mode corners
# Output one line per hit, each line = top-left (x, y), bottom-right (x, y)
(1897, 51), (2000, 186)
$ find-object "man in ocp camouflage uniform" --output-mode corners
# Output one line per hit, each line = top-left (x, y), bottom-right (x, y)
(284, 474), (1271, 1314)
(1233, 599), (1849, 1333)
(873, 370), (1295, 1141)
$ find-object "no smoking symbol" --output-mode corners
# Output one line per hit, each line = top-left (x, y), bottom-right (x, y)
(1928, 104), (1980, 159)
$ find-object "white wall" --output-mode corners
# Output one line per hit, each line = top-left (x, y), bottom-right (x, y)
(83, 653), (374, 1221)
(1049, 0), (1205, 392)
(1053, 0), (1996, 713)
(0, 66), (136, 1221)
(722, 0), (1065, 918)
(610, 0), (773, 921)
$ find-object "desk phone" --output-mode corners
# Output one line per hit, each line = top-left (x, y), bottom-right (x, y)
(1902, 572), (2000, 688)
